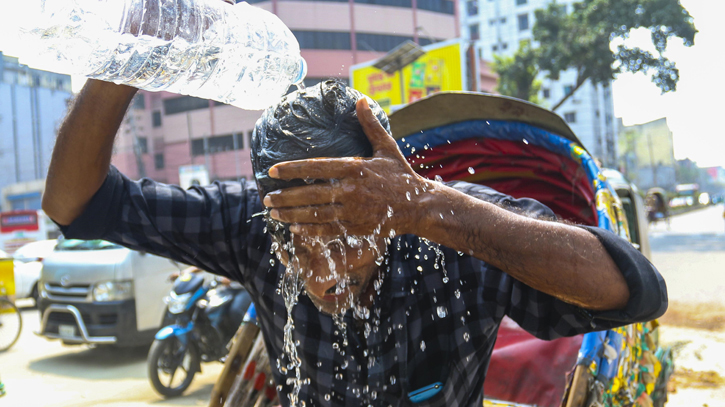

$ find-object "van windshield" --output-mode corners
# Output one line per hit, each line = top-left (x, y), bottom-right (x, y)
(55, 239), (123, 251)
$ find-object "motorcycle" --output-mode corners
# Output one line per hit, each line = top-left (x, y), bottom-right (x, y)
(148, 269), (252, 398)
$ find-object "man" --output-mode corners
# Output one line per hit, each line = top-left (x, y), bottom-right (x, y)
(43, 79), (666, 406)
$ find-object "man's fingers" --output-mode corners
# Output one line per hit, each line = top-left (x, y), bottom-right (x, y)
(269, 205), (342, 224)
(356, 98), (400, 154)
(264, 185), (334, 208)
(269, 158), (365, 180)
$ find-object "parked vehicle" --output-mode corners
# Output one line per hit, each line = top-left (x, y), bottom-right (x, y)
(387, 92), (672, 407)
(37, 239), (186, 347)
(11, 239), (57, 302)
(148, 269), (251, 398)
(602, 169), (651, 259)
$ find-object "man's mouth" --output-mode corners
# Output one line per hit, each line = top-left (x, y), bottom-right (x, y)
(321, 279), (360, 302)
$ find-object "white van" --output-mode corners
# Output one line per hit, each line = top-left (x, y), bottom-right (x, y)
(37, 239), (186, 346)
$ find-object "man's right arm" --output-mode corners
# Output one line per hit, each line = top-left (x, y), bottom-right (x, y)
(42, 79), (138, 226)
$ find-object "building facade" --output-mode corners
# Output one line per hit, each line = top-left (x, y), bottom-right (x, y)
(617, 117), (677, 191)
(0, 52), (73, 211)
(113, 0), (459, 183)
(460, 0), (618, 166)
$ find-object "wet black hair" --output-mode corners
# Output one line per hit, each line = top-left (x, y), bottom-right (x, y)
(251, 79), (390, 245)
(251, 79), (389, 197)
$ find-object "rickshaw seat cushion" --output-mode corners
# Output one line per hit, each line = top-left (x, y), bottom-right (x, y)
(484, 316), (583, 407)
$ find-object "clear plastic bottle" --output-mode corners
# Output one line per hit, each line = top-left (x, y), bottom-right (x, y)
(11, 0), (307, 110)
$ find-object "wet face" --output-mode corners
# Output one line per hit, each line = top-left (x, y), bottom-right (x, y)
(273, 234), (387, 315)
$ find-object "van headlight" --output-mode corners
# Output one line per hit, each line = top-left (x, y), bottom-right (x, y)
(164, 291), (193, 314)
(93, 281), (134, 302)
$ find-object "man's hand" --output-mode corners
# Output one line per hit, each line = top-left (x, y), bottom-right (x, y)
(263, 97), (434, 238)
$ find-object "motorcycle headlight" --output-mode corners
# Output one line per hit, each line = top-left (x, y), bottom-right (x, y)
(92, 280), (134, 302)
(165, 291), (192, 314)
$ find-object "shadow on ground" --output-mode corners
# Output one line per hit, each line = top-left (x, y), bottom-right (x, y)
(28, 344), (151, 380)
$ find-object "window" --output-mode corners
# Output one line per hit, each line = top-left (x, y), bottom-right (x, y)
(500, 17), (507, 23)
(517, 13), (529, 30)
(234, 132), (245, 149)
(492, 45), (498, 52)
(501, 43), (508, 50)
(356, 0), (411, 6)
(469, 24), (480, 40)
(516, 0), (527, 5)
(416, 0), (455, 14)
(489, 19), (496, 26)
(247, 130), (254, 150)
(132, 95), (145, 109)
(564, 112), (577, 123)
(152, 111), (162, 127)
(292, 31), (351, 50)
(542, 88), (550, 99)
(154, 153), (165, 169)
(564, 85), (574, 96)
(466, 0), (478, 15)
(136, 137), (148, 154)
(357, 33), (413, 52)
(163, 96), (224, 115)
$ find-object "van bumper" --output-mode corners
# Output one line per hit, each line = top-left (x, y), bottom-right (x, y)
(37, 299), (156, 346)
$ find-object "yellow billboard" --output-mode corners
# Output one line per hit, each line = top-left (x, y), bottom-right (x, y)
(350, 39), (467, 113)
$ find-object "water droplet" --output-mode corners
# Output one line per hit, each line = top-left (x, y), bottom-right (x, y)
(463, 332), (470, 342)
(387, 206), (394, 218)
(405, 191), (411, 201)
(317, 361), (322, 367)
(442, 276), (449, 284)
(416, 265), (423, 272)
(468, 167), (475, 174)
(454, 289), (461, 299)
(420, 341), (426, 351)
(341, 359), (348, 369)
(325, 394), (331, 401)
(390, 375), (397, 384)
(389, 229), (396, 239)
(437, 306), (448, 318)
(335, 373), (343, 380)
(269, 259), (275, 266)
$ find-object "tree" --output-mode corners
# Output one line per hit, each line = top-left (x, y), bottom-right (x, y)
(492, 41), (542, 103)
(530, 0), (697, 111)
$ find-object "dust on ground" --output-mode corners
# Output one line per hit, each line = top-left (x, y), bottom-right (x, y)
(658, 301), (725, 407)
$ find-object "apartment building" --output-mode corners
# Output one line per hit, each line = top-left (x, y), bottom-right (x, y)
(460, 0), (618, 165)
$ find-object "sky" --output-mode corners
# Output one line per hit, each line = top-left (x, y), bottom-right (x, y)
(611, 0), (724, 167)
(0, 0), (722, 167)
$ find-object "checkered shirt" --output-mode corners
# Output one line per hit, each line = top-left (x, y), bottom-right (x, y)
(59, 166), (667, 407)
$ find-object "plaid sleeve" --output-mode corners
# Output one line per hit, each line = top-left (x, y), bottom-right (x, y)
(57, 166), (257, 283)
(504, 226), (667, 339)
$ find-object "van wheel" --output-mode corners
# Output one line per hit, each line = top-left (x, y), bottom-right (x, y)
(147, 336), (200, 398)
(30, 284), (39, 307)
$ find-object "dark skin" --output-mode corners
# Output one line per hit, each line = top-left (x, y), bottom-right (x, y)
(42, 79), (629, 317)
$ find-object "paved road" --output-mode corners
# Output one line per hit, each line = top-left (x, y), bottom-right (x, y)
(648, 204), (725, 407)
(648, 204), (725, 304)
(0, 304), (223, 407)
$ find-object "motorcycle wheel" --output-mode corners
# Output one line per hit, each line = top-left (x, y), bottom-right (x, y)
(147, 336), (200, 398)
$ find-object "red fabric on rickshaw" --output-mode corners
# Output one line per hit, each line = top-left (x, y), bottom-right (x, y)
(408, 138), (597, 226)
(483, 317), (583, 407)
(406, 137), (596, 406)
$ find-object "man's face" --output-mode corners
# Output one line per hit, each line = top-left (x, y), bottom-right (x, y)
(273, 234), (386, 315)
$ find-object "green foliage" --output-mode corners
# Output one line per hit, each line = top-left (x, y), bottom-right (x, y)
(492, 41), (542, 103)
(504, 0), (697, 110)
